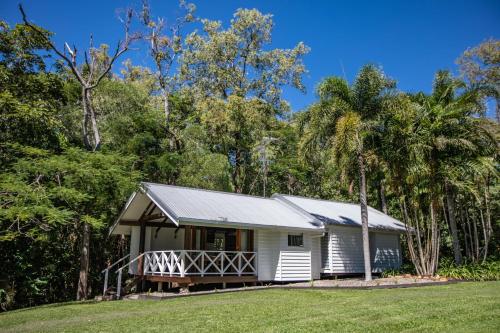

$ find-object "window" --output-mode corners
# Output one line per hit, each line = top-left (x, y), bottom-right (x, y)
(288, 234), (304, 247)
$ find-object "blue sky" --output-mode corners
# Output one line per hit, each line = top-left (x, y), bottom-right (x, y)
(2, 1), (499, 112)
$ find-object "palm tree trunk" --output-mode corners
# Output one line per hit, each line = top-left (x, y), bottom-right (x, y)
(472, 211), (480, 262)
(445, 182), (462, 265)
(358, 152), (372, 281)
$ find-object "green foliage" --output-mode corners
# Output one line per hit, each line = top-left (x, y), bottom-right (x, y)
(380, 263), (417, 278)
(182, 8), (309, 110)
(0, 21), (51, 73)
(0, 22), (70, 157)
(0, 147), (140, 308)
(178, 149), (233, 191)
(437, 258), (500, 281)
(1, 147), (140, 241)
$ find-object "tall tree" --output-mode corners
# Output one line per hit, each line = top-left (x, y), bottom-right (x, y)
(380, 71), (497, 273)
(180, 8), (309, 193)
(140, 0), (195, 150)
(419, 71), (494, 265)
(0, 21), (68, 158)
(299, 65), (395, 280)
(457, 39), (500, 122)
(19, 5), (138, 300)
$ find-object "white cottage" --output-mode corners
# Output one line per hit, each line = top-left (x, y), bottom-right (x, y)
(106, 182), (405, 295)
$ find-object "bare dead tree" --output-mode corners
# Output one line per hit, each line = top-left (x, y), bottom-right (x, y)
(140, 0), (195, 150)
(20, 4), (139, 301)
(20, 4), (139, 151)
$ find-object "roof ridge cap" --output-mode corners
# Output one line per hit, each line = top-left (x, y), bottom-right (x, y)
(142, 182), (277, 201)
(272, 195), (323, 226)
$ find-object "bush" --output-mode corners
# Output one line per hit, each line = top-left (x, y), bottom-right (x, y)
(437, 259), (500, 281)
(381, 263), (415, 278)
(0, 287), (15, 312)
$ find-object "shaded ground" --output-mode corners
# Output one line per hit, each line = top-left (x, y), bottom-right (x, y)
(1, 282), (499, 333)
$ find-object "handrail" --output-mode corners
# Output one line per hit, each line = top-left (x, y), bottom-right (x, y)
(101, 253), (131, 296)
(109, 250), (258, 298)
(143, 250), (257, 278)
(115, 252), (146, 274)
(101, 253), (130, 274)
(115, 252), (147, 298)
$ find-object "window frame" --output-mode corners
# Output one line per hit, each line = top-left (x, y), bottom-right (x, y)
(287, 233), (304, 247)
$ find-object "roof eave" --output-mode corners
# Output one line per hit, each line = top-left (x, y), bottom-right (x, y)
(178, 216), (324, 232)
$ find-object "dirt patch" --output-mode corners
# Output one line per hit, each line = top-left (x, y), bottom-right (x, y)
(289, 276), (451, 288)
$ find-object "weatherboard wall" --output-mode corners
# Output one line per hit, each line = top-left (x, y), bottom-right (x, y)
(322, 225), (402, 274)
(256, 230), (321, 281)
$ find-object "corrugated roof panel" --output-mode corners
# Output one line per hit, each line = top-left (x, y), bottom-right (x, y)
(142, 183), (322, 231)
(277, 195), (406, 232)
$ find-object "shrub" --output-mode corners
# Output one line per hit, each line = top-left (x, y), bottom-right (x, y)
(381, 263), (415, 278)
(437, 258), (500, 281)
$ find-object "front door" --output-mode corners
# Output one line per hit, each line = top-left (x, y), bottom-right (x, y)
(206, 228), (236, 251)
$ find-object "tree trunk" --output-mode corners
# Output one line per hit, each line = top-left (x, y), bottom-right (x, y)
(378, 180), (388, 214)
(82, 88), (101, 151)
(358, 152), (372, 281)
(82, 88), (92, 150)
(459, 205), (470, 260)
(232, 147), (243, 193)
(472, 212), (480, 262)
(76, 222), (90, 300)
(483, 184), (492, 262)
(429, 201), (439, 275)
(163, 91), (176, 151)
(445, 182), (462, 265)
(77, 88), (97, 300)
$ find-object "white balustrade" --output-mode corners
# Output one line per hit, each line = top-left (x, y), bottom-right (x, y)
(142, 250), (257, 277)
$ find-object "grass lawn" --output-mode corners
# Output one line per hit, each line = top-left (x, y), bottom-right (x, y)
(1, 282), (499, 333)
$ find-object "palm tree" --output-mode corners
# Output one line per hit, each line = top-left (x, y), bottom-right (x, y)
(380, 71), (497, 273)
(299, 65), (395, 281)
(415, 71), (495, 265)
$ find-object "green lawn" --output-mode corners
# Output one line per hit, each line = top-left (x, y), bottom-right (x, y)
(1, 282), (499, 333)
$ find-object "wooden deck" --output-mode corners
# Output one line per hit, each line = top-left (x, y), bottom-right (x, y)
(143, 275), (258, 284)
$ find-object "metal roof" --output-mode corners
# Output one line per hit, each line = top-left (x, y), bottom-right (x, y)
(274, 194), (406, 232)
(111, 183), (406, 234)
(139, 183), (322, 231)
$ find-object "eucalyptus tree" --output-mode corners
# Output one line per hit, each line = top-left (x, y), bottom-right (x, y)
(457, 39), (500, 122)
(140, 0), (195, 150)
(180, 8), (309, 193)
(299, 65), (395, 280)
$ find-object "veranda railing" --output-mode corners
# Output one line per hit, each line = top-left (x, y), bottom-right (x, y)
(110, 250), (257, 298)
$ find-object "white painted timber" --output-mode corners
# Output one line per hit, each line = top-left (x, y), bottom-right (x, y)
(128, 226), (152, 274)
(150, 227), (185, 251)
(370, 232), (402, 272)
(325, 225), (402, 274)
(329, 226), (365, 273)
(256, 230), (280, 281)
(276, 251), (311, 281)
(143, 250), (257, 277)
(311, 236), (321, 279)
(320, 233), (331, 273)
